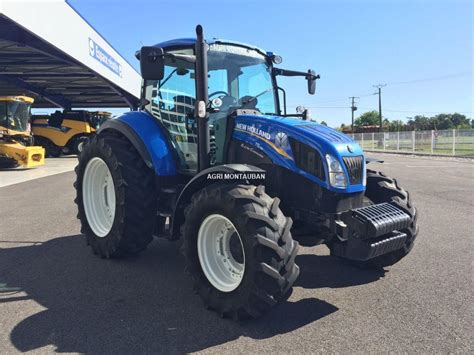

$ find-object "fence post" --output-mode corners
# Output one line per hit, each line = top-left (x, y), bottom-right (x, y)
(412, 131), (415, 152)
(397, 131), (400, 151)
(361, 133), (364, 148)
(372, 132), (375, 150)
(431, 130), (434, 153)
(452, 129), (456, 155)
(383, 133), (386, 151)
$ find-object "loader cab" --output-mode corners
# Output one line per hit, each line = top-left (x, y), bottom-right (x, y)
(0, 96), (34, 136)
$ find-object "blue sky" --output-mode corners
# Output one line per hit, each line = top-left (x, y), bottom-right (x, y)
(68, 0), (472, 127)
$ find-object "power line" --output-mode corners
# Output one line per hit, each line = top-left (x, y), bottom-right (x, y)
(358, 107), (473, 114)
(287, 105), (350, 109)
(385, 72), (472, 86)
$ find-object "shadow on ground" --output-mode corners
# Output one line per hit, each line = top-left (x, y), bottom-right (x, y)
(0, 235), (384, 353)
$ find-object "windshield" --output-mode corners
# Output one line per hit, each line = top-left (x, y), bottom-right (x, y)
(0, 100), (31, 132)
(207, 44), (276, 114)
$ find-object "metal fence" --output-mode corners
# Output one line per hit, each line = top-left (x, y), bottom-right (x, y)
(348, 129), (474, 156)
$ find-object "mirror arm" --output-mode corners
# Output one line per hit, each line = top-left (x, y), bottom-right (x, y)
(273, 68), (319, 80)
(167, 53), (196, 64)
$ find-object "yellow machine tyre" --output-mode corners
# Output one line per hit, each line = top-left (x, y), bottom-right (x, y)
(0, 156), (19, 168)
(71, 135), (90, 155)
(34, 136), (61, 158)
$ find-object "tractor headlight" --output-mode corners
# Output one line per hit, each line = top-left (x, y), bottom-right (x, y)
(362, 164), (367, 186)
(325, 154), (347, 188)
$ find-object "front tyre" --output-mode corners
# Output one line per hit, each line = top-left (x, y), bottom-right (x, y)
(74, 133), (160, 257)
(361, 169), (419, 268)
(182, 184), (299, 320)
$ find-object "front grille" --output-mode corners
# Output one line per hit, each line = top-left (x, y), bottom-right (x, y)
(289, 138), (325, 181)
(343, 156), (363, 185)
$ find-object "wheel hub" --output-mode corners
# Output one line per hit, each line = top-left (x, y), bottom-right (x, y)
(82, 157), (116, 237)
(198, 214), (245, 292)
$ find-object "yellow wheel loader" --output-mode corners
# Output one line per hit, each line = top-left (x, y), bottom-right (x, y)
(31, 110), (112, 157)
(0, 96), (45, 168)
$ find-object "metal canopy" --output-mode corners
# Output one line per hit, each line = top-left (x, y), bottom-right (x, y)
(0, 1), (141, 109)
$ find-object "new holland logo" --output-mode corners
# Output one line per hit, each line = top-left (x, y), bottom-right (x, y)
(347, 145), (353, 153)
(275, 132), (289, 149)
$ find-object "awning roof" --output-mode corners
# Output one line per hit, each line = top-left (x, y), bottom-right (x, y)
(0, 0), (141, 109)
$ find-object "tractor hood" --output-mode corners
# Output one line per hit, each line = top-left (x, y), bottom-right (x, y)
(232, 114), (365, 193)
(233, 114), (363, 159)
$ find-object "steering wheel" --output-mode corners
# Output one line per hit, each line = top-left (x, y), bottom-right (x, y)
(209, 91), (229, 98)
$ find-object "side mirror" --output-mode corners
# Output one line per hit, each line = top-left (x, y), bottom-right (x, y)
(140, 46), (165, 80)
(307, 69), (317, 95)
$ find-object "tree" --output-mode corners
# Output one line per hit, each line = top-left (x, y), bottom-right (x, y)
(354, 111), (380, 127)
(388, 120), (406, 131)
(320, 120), (328, 126)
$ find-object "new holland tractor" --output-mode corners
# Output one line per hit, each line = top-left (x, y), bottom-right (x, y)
(0, 96), (45, 168)
(32, 110), (111, 157)
(75, 26), (418, 320)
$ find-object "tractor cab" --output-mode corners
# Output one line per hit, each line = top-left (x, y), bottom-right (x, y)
(140, 38), (318, 173)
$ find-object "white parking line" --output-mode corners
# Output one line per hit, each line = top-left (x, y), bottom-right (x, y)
(0, 157), (77, 188)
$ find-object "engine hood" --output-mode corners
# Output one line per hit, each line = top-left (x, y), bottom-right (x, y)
(232, 114), (365, 193)
(233, 114), (363, 158)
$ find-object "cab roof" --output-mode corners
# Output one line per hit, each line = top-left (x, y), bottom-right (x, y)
(152, 38), (268, 57)
(0, 96), (34, 104)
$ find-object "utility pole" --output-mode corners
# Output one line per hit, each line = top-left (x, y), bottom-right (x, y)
(373, 84), (386, 132)
(349, 96), (359, 133)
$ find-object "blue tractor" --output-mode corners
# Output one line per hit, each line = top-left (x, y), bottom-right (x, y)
(75, 26), (418, 320)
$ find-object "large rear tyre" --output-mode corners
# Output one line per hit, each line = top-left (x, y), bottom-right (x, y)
(182, 183), (299, 320)
(74, 132), (161, 257)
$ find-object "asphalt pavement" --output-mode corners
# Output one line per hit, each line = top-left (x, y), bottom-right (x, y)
(0, 153), (472, 353)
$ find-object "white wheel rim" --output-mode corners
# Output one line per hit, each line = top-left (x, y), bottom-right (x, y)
(82, 157), (116, 237)
(197, 214), (245, 292)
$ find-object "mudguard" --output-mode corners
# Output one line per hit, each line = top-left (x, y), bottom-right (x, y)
(365, 156), (384, 164)
(170, 164), (265, 239)
(99, 111), (177, 176)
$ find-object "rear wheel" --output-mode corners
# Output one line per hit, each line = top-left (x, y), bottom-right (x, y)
(182, 183), (299, 320)
(74, 132), (162, 257)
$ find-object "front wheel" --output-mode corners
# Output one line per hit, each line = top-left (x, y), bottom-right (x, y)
(182, 183), (299, 320)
